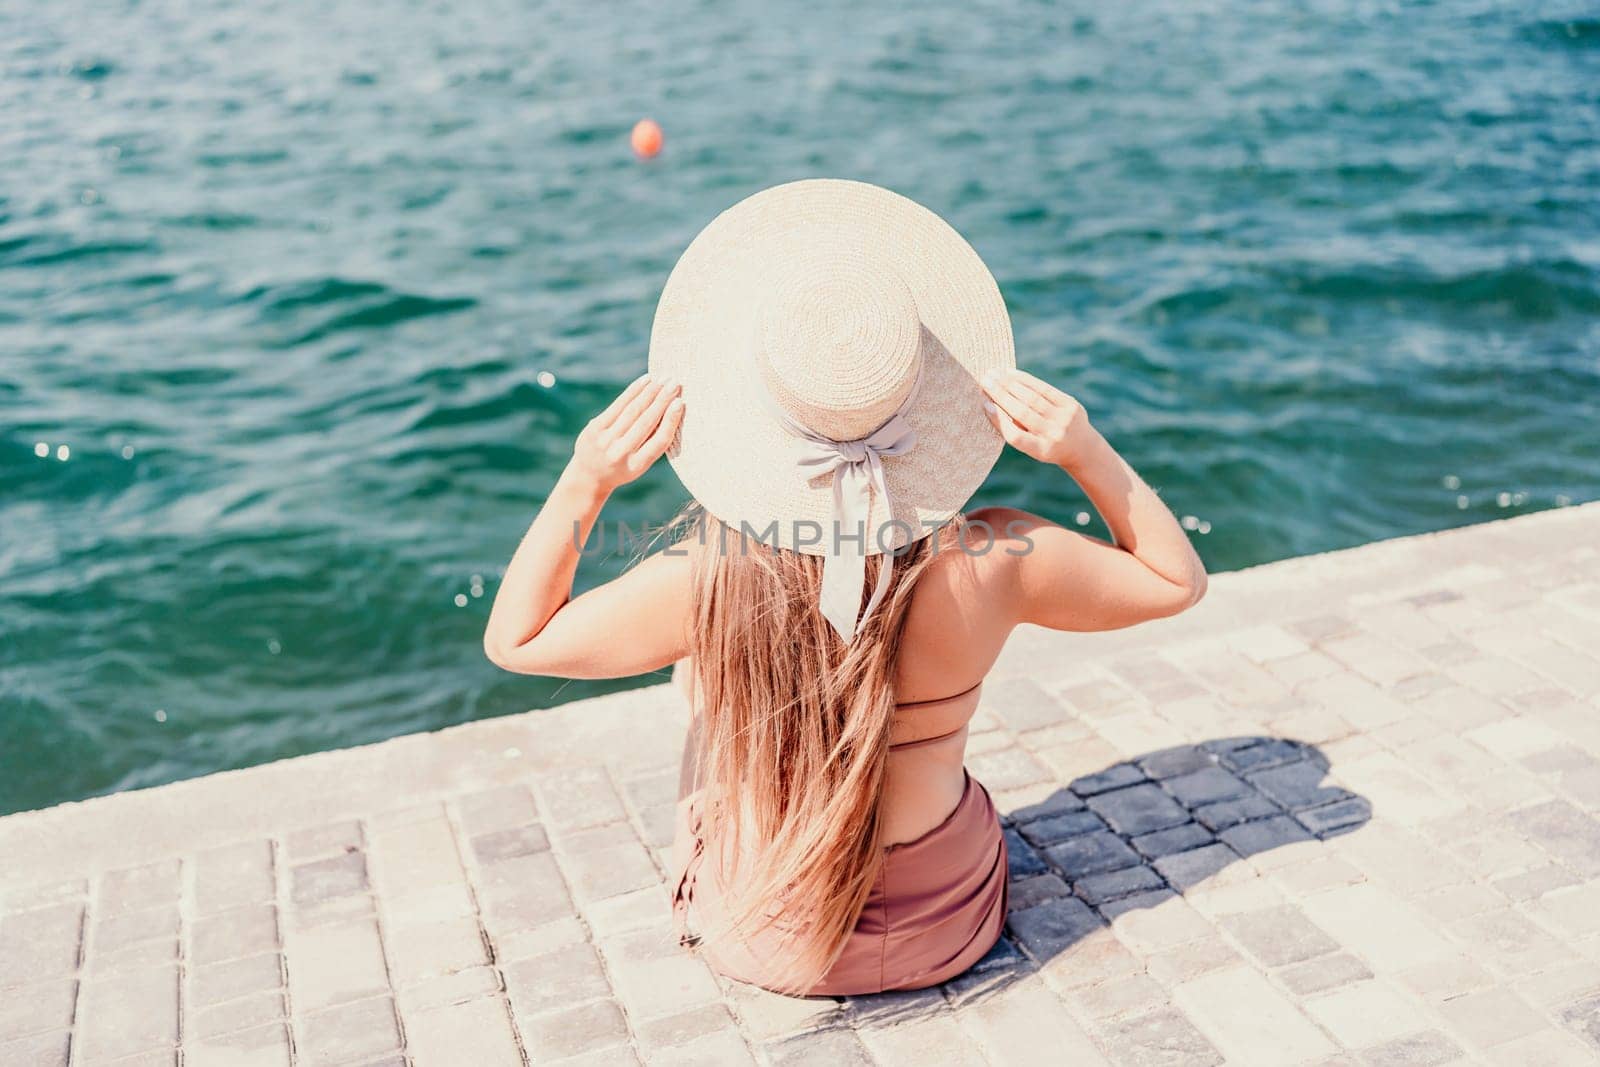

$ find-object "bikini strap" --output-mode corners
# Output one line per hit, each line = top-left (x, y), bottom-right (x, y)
(893, 678), (983, 710)
(888, 724), (971, 752)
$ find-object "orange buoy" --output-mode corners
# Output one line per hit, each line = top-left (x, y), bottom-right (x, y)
(631, 118), (663, 159)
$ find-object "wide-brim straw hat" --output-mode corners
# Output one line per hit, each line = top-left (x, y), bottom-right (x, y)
(649, 179), (1015, 636)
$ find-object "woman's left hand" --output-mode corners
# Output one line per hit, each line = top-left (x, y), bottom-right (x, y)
(571, 373), (685, 491)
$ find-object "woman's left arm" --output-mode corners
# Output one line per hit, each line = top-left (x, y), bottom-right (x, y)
(483, 373), (690, 678)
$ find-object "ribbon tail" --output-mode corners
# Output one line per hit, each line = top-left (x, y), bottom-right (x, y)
(818, 463), (870, 643)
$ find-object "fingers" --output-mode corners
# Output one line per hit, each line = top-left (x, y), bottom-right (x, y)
(630, 396), (685, 471)
(982, 370), (1047, 427)
(596, 373), (655, 430)
(982, 395), (1044, 454)
(1008, 370), (1062, 406)
(615, 378), (682, 453)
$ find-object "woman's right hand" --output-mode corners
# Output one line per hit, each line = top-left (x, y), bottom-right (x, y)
(980, 368), (1101, 471)
(571, 373), (684, 492)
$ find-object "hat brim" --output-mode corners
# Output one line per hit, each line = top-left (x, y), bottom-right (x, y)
(648, 179), (1015, 556)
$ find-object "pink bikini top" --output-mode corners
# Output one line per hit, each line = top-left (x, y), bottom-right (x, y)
(888, 679), (983, 752)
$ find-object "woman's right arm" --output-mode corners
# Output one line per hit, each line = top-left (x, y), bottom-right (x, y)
(977, 369), (1208, 633)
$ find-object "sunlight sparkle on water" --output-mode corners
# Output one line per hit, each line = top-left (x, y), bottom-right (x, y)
(454, 593), (468, 607)
(1442, 474), (1460, 490)
(33, 442), (49, 458)
(536, 371), (557, 388)
(56, 445), (70, 461)
(154, 709), (167, 723)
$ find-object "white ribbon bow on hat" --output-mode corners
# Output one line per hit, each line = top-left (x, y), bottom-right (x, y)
(762, 366), (924, 644)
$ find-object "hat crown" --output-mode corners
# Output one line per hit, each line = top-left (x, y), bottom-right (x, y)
(755, 251), (923, 442)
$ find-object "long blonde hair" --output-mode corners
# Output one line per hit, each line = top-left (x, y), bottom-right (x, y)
(670, 504), (963, 993)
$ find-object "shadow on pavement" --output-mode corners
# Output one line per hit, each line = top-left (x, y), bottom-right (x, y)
(848, 735), (1372, 1023)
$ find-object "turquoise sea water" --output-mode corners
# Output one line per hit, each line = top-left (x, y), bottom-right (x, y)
(3, 1), (1597, 815)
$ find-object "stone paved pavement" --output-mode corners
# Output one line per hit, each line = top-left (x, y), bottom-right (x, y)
(4, 502), (1600, 1066)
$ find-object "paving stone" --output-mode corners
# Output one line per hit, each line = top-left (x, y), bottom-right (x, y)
(93, 903), (178, 954)
(366, 818), (466, 891)
(517, 997), (632, 1060)
(1246, 759), (1346, 811)
(606, 952), (722, 1022)
(404, 995), (523, 1064)
(966, 746), (1053, 791)
(189, 989), (286, 1040)
(1007, 873), (1072, 911)
(1297, 797), (1374, 837)
(1175, 965), (1336, 1063)
(1445, 908), (1579, 977)
(1219, 815), (1314, 858)
(1436, 986), (1546, 1049)
(394, 965), (500, 1015)
(290, 851), (368, 906)
(1152, 844), (1238, 891)
(1046, 831), (1142, 878)
(1137, 745), (1217, 780)
(191, 841), (275, 915)
(1302, 979), (1424, 1048)
(1143, 936), (1243, 987)
(858, 1014), (984, 1066)
(470, 824), (551, 864)
(982, 676), (1071, 732)
(384, 914), (488, 984)
(1277, 952), (1373, 996)
(764, 1027), (874, 1065)
(1104, 891), (1216, 953)
(0, 902), (84, 983)
(0, 977), (76, 1042)
(1070, 761), (1147, 796)
(283, 919), (388, 1012)
(1488, 1029), (1597, 1067)
(296, 996), (401, 1066)
(185, 1022), (292, 1067)
(961, 974), (1111, 1065)
(535, 768), (628, 830)
(0, 1031), (70, 1067)
(1002, 828), (1050, 878)
(1193, 794), (1281, 831)
(1101, 1005), (1222, 1067)
(1132, 822), (1215, 859)
(635, 1002), (739, 1052)
(1219, 905), (1339, 968)
(1359, 1029), (1464, 1066)
(1163, 766), (1256, 812)
(191, 904), (279, 966)
(76, 964), (179, 1062)
(1004, 788), (1087, 824)
(475, 852), (576, 938)
(1076, 865), (1166, 906)
(1508, 800), (1600, 877)
(96, 859), (182, 916)
(583, 885), (672, 939)
(189, 952), (283, 1008)
(282, 820), (363, 862)
(1016, 809), (1105, 846)
(1088, 784), (1192, 837)
(453, 784), (541, 837)
(504, 943), (609, 1015)
(1220, 739), (1309, 774)
(1070, 971), (1169, 1023)
(1005, 896), (1101, 959)
(650, 1029), (756, 1066)
(1560, 993), (1600, 1051)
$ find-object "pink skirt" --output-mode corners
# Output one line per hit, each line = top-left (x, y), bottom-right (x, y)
(668, 768), (1009, 996)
